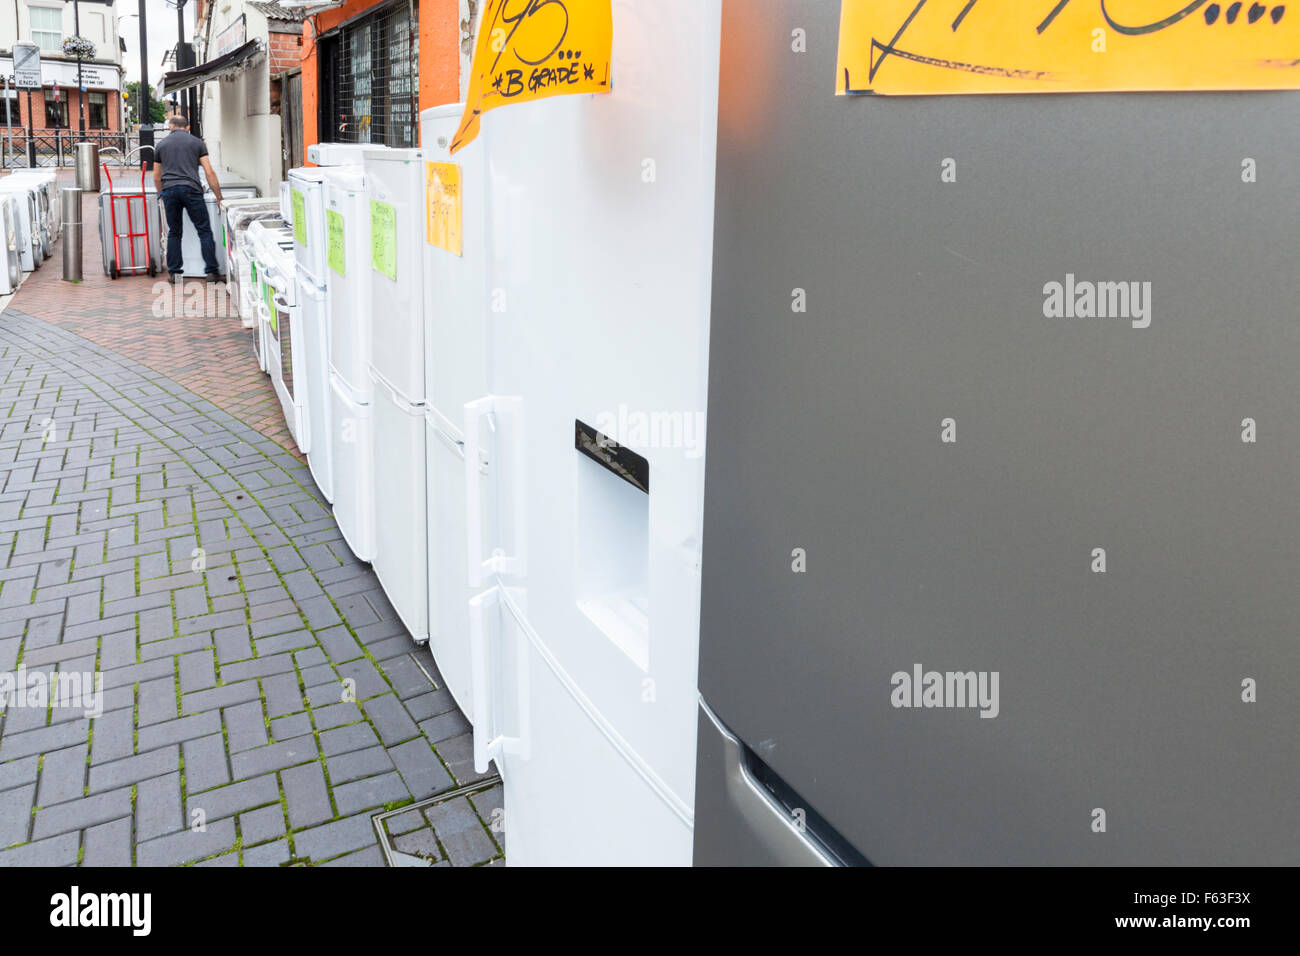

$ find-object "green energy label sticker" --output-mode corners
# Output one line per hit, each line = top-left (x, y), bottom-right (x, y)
(370, 200), (397, 280)
(265, 281), (277, 335)
(327, 209), (346, 276)
(291, 189), (306, 245)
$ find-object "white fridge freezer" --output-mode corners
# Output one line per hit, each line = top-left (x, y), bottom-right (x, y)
(298, 276), (331, 498)
(0, 183), (42, 272)
(0, 194), (22, 293)
(465, 0), (721, 865)
(420, 103), (491, 715)
(323, 167), (377, 562)
(288, 164), (365, 504)
(287, 167), (330, 286)
(364, 147), (429, 642)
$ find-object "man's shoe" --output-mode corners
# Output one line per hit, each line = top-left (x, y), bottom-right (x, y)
(205, 272), (221, 283)
(170, 272), (182, 284)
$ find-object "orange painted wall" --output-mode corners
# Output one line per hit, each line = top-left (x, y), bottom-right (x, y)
(301, 0), (461, 161)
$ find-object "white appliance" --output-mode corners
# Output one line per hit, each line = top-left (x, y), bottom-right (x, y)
(289, 164), (362, 503)
(174, 190), (253, 277)
(419, 105), (490, 715)
(364, 147), (428, 642)
(246, 219), (293, 376)
(324, 168), (376, 562)
(222, 199), (280, 329)
(278, 180), (292, 223)
(7, 170), (60, 250)
(4, 177), (51, 259)
(308, 143), (383, 166)
(0, 194), (22, 293)
(0, 183), (42, 272)
(288, 167), (332, 285)
(263, 240), (307, 450)
(221, 196), (271, 265)
(464, 0), (721, 865)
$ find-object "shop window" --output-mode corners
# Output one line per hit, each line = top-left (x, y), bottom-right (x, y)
(44, 90), (68, 129)
(88, 91), (108, 129)
(0, 93), (20, 127)
(325, 0), (418, 148)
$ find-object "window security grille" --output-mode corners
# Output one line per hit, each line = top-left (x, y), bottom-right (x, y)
(327, 1), (419, 148)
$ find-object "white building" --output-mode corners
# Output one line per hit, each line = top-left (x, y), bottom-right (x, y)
(162, 0), (303, 198)
(0, 0), (125, 139)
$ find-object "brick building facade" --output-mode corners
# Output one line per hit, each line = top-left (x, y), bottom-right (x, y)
(0, 0), (126, 151)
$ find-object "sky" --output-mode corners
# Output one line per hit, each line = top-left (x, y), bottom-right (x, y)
(119, 0), (196, 89)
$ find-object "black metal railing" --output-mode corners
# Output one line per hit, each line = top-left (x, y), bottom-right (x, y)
(0, 131), (149, 168)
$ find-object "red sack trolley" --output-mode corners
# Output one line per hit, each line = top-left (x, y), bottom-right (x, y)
(102, 162), (157, 279)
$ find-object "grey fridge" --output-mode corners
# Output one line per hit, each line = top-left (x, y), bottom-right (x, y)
(694, 0), (1300, 866)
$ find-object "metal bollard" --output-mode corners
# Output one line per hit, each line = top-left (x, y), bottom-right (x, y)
(75, 142), (100, 191)
(61, 186), (83, 282)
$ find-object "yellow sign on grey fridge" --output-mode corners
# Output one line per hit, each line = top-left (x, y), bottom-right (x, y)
(327, 209), (346, 276)
(837, 0), (1300, 95)
(370, 200), (397, 280)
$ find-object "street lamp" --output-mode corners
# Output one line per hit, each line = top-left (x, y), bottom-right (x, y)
(137, 1), (153, 169)
(74, 0), (83, 136)
(165, 1), (196, 133)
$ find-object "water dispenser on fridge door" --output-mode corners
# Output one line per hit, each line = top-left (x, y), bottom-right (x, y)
(463, 0), (722, 865)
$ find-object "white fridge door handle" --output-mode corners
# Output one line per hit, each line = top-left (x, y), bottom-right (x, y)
(468, 586), (504, 774)
(468, 586), (528, 774)
(464, 395), (527, 587)
(464, 397), (492, 587)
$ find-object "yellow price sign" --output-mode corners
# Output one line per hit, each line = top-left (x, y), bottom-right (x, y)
(837, 0), (1300, 95)
(452, 0), (613, 154)
(425, 162), (463, 256)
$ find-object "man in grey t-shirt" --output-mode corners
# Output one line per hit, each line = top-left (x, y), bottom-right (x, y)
(153, 114), (224, 281)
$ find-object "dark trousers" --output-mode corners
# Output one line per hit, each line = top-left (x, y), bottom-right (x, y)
(161, 185), (219, 276)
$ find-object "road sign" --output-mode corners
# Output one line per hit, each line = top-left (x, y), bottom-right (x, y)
(13, 42), (41, 89)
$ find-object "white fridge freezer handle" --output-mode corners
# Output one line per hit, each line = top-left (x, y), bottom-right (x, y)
(468, 586), (504, 774)
(468, 586), (529, 775)
(463, 395), (527, 588)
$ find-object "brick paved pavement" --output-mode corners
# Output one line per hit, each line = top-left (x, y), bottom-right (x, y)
(0, 171), (502, 866)
(10, 173), (299, 453)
